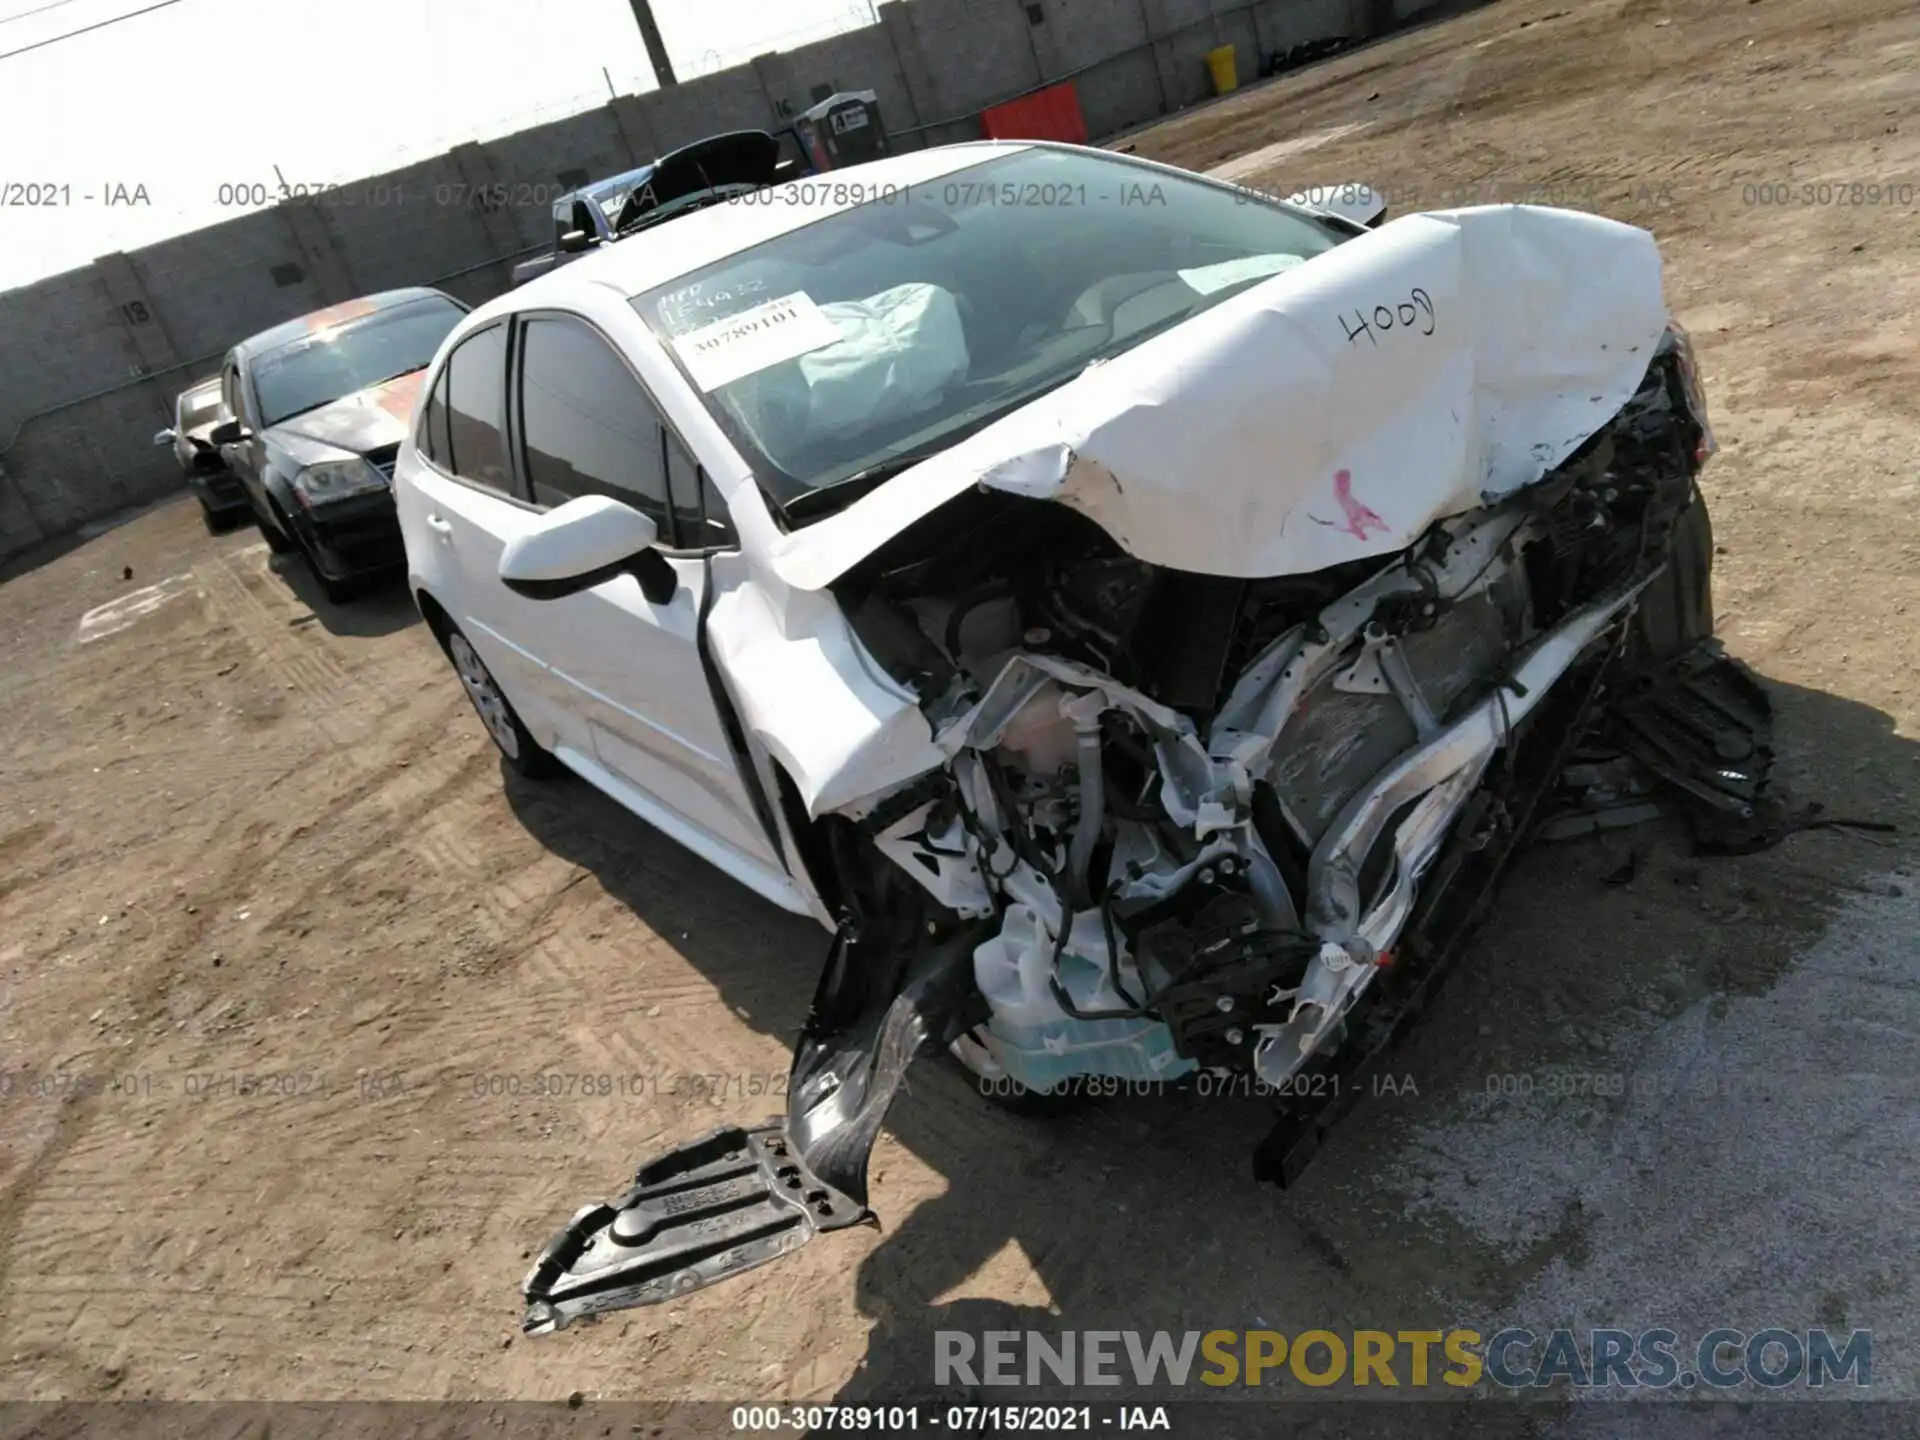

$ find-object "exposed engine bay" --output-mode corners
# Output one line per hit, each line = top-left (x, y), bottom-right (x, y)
(519, 325), (1775, 1334)
(825, 327), (1740, 1097)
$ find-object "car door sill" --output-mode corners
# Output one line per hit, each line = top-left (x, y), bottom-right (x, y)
(553, 744), (814, 919)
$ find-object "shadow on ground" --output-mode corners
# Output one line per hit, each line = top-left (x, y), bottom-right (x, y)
(262, 549), (421, 639)
(0, 493), (193, 587)
(504, 670), (1912, 1424)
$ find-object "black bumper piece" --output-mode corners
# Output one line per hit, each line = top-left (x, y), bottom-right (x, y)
(522, 1122), (871, 1334)
(300, 495), (405, 580)
(522, 921), (988, 1334)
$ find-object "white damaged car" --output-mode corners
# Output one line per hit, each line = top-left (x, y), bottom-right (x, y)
(390, 140), (1770, 1332)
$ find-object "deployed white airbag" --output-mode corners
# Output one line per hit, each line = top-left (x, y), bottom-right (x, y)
(723, 282), (970, 468)
(767, 205), (1670, 589)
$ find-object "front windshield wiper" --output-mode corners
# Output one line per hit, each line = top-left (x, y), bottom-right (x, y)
(264, 397), (343, 426)
(781, 450), (945, 523)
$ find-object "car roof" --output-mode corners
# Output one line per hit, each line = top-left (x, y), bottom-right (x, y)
(229, 287), (454, 363)
(470, 142), (1035, 325)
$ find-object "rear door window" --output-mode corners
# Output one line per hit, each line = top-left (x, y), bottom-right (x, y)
(417, 366), (454, 470)
(441, 323), (512, 492)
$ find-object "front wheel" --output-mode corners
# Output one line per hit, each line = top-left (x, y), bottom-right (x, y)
(258, 500), (297, 555)
(297, 535), (357, 605)
(444, 626), (560, 778)
(946, 1027), (1089, 1117)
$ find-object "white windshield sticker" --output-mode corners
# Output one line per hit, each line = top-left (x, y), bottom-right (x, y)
(1177, 252), (1306, 296)
(673, 291), (843, 391)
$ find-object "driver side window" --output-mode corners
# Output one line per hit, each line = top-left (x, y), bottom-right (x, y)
(515, 314), (736, 550)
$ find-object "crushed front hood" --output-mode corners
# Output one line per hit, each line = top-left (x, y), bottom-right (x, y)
(768, 204), (1668, 590)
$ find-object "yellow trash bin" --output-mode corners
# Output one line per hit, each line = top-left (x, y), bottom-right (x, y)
(1205, 44), (1238, 96)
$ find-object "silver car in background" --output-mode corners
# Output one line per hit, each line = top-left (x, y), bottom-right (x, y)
(154, 376), (250, 533)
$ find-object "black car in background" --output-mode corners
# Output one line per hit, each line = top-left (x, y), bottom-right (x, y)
(507, 130), (793, 289)
(155, 375), (251, 532)
(211, 287), (467, 602)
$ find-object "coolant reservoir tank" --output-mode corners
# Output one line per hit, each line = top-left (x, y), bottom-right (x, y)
(997, 682), (1079, 777)
(971, 903), (1196, 1089)
(973, 903), (1128, 1018)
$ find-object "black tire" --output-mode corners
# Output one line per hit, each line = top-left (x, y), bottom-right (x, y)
(199, 501), (223, 536)
(1631, 481), (1715, 664)
(258, 501), (297, 555)
(943, 1030), (1091, 1118)
(437, 621), (561, 778)
(299, 536), (356, 605)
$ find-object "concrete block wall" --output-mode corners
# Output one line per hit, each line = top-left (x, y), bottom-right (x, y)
(133, 210), (337, 362)
(0, 267), (156, 439)
(0, 263), (193, 550)
(767, 24), (918, 129)
(896, 0), (1045, 133)
(0, 0), (1445, 564)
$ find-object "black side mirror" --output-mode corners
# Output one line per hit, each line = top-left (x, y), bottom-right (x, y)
(629, 548), (678, 606)
(209, 418), (249, 446)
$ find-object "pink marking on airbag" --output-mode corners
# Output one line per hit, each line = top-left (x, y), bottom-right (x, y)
(1332, 469), (1389, 540)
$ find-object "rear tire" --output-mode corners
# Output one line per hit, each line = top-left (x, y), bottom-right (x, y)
(440, 623), (560, 779)
(199, 501), (222, 536)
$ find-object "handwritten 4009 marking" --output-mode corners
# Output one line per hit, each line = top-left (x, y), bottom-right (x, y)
(1339, 287), (1437, 347)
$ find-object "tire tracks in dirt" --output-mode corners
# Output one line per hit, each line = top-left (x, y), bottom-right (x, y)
(196, 545), (374, 752)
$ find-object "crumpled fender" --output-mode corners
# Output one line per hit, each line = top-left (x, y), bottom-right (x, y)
(706, 574), (946, 819)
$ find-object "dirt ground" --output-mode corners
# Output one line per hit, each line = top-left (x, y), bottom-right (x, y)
(3, 0), (1919, 1426)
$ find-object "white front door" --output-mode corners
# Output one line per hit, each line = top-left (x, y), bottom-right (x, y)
(495, 311), (786, 878)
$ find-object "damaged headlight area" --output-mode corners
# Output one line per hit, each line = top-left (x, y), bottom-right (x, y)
(523, 335), (1771, 1333)
(834, 331), (1743, 1101)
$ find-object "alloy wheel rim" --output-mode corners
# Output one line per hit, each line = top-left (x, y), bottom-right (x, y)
(448, 633), (520, 760)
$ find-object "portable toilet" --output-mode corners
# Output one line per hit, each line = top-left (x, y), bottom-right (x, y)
(792, 91), (889, 171)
